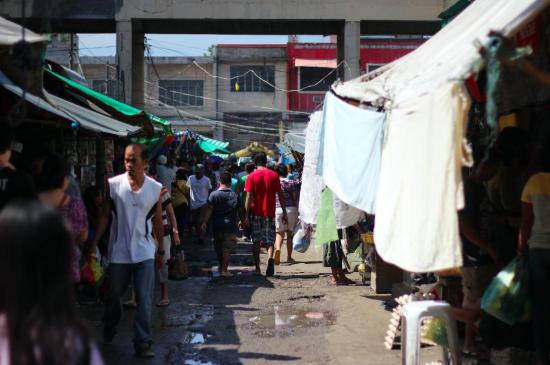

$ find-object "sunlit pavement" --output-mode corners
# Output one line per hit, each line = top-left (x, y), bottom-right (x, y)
(80, 237), (449, 365)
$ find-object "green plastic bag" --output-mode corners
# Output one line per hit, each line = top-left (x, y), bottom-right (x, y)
(424, 318), (448, 347)
(481, 257), (530, 325)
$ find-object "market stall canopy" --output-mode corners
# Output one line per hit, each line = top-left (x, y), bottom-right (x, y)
(275, 143), (295, 164)
(284, 132), (306, 154)
(233, 142), (274, 158)
(0, 17), (46, 45)
(1, 70), (141, 136)
(1, 70), (147, 137)
(332, 0), (548, 105)
(0, 17), (47, 97)
(0, 70), (72, 122)
(327, 0), (549, 273)
(45, 92), (141, 137)
(196, 134), (230, 154)
(44, 68), (172, 137)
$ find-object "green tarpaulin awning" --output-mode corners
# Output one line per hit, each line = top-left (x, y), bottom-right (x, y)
(45, 69), (172, 138)
(0, 71), (141, 136)
(193, 133), (231, 154)
(46, 92), (142, 136)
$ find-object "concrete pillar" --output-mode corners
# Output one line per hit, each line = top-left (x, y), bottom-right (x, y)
(116, 20), (144, 109)
(337, 21), (361, 81)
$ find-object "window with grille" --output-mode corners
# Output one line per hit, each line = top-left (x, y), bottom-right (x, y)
(91, 79), (117, 99)
(230, 65), (275, 92)
(159, 80), (204, 106)
(298, 67), (336, 92)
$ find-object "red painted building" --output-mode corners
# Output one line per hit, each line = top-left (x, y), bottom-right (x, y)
(287, 37), (426, 114)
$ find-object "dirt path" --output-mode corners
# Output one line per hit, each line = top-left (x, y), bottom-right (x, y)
(82, 239), (442, 364)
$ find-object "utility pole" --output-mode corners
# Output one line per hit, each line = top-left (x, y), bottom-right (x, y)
(69, 34), (75, 70)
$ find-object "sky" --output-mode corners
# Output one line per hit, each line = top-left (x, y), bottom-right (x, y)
(78, 34), (331, 57)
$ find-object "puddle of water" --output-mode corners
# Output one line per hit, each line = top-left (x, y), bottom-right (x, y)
(161, 305), (214, 329)
(227, 284), (255, 288)
(247, 306), (336, 337)
(184, 359), (218, 365)
(182, 331), (208, 345)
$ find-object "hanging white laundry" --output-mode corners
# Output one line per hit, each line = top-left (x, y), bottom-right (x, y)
(333, 194), (365, 229)
(374, 83), (468, 273)
(318, 92), (385, 214)
(298, 111), (325, 225)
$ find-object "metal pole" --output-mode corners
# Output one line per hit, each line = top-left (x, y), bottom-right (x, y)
(69, 34), (75, 70)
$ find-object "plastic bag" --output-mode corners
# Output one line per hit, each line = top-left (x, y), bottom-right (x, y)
(81, 253), (103, 286)
(424, 318), (448, 347)
(168, 246), (188, 281)
(293, 224), (312, 253)
(481, 256), (530, 325)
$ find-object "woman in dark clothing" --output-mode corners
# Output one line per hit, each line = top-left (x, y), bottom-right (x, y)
(0, 201), (104, 365)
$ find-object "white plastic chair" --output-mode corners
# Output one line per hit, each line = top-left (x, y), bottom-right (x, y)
(401, 300), (461, 365)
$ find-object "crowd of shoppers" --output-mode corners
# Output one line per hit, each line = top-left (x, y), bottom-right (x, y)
(1, 117), (547, 364)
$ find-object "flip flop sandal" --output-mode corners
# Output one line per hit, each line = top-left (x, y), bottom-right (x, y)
(156, 300), (170, 307)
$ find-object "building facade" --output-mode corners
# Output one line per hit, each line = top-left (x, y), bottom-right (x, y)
(286, 36), (426, 115)
(215, 44), (288, 150)
(51, 35), (426, 151)
(79, 56), (218, 136)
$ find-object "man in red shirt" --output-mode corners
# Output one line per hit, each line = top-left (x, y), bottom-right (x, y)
(244, 152), (287, 276)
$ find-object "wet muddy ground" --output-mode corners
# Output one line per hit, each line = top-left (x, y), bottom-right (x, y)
(79, 237), (462, 364)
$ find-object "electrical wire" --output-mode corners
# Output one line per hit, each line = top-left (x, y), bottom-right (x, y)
(144, 43), (294, 134)
(72, 51), (318, 117)
(48, 45), (117, 53)
(67, 44), (331, 116)
(144, 94), (285, 137)
(192, 59), (346, 93)
(54, 39), (319, 136)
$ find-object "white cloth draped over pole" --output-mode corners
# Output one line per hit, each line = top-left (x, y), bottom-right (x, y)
(299, 112), (324, 225)
(373, 83), (470, 272)
(333, 194), (365, 229)
(318, 92), (384, 214)
(328, 0), (547, 272)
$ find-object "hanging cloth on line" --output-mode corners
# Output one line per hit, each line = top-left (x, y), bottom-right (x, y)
(315, 188), (339, 246)
(299, 111), (325, 225)
(333, 194), (365, 229)
(374, 83), (468, 273)
(317, 92), (385, 214)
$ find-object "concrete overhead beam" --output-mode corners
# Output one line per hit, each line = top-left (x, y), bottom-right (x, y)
(137, 19), (440, 35)
(1, 0), (444, 34)
(117, 0), (445, 22)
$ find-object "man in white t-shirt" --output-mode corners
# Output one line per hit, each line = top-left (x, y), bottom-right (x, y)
(187, 164), (212, 244)
(90, 143), (164, 358)
(156, 154), (176, 195)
